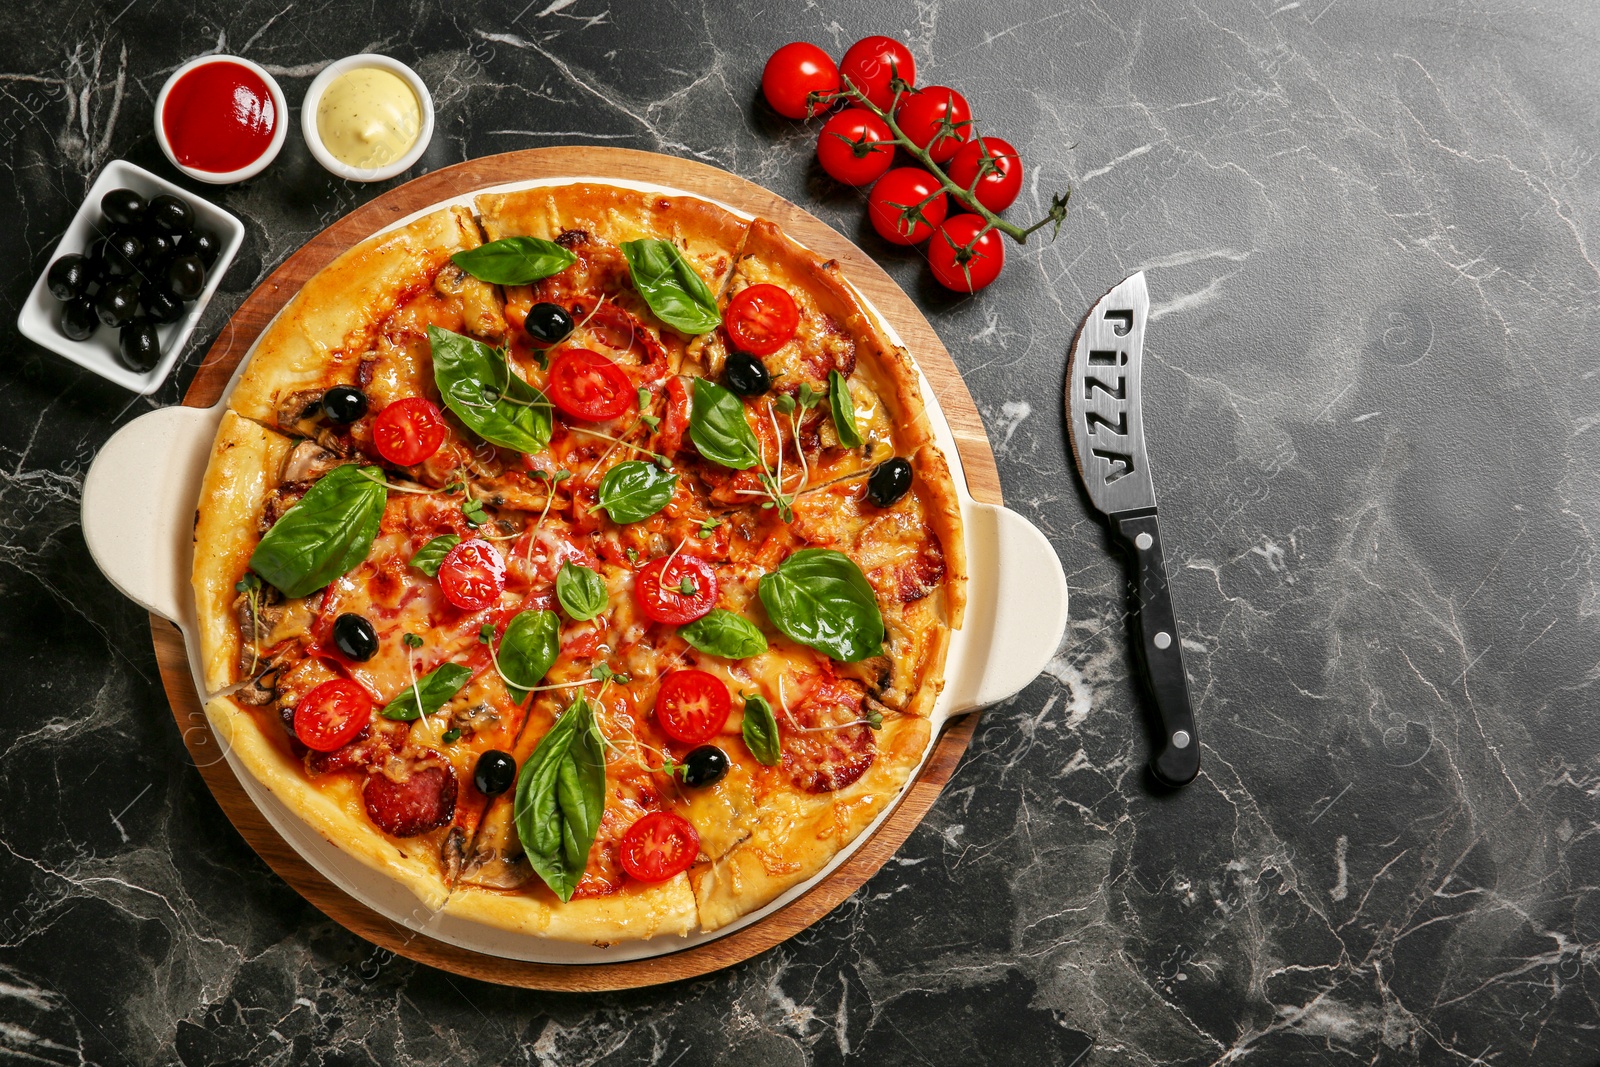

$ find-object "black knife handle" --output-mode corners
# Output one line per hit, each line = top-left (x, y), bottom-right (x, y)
(1110, 509), (1200, 787)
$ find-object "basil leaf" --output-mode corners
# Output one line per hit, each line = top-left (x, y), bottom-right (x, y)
(828, 370), (864, 449)
(381, 662), (473, 721)
(429, 326), (552, 453)
(741, 693), (781, 766)
(690, 378), (761, 470)
(556, 563), (608, 622)
(249, 464), (388, 598)
(498, 609), (560, 702)
(757, 548), (885, 662)
(620, 239), (721, 335)
(450, 237), (576, 285)
(408, 534), (461, 577)
(514, 697), (607, 902)
(679, 609), (768, 659)
(594, 460), (678, 524)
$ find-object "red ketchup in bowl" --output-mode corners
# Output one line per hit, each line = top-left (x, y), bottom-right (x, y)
(160, 60), (277, 173)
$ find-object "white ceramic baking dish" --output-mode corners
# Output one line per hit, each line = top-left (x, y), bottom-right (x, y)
(81, 177), (1068, 964)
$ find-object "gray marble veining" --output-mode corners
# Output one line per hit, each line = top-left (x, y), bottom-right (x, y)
(2, 0), (1597, 1063)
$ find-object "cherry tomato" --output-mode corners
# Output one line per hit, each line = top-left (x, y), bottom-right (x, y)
(928, 214), (1006, 293)
(371, 397), (447, 467)
(816, 108), (894, 187)
(654, 669), (732, 744)
(438, 538), (507, 611)
(840, 36), (916, 112)
(867, 168), (949, 246)
(725, 284), (799, 356)
(762, 42), (839, 120)
(547, 348), (634, 422)
(293, 679), (373, 752)
(634, 553), (716, 624)
(946, 136), (1024, 212)
(619, 811), (701, 882)
(893, 85), (972, 164)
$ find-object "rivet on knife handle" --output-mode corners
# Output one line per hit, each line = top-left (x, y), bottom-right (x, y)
(1065, 271), (1201, 787)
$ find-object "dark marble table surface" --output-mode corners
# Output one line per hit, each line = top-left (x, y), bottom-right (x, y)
(4, 1), (1598, 1064)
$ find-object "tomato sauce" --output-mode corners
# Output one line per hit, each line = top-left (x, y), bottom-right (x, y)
(161, 61), (277, 172)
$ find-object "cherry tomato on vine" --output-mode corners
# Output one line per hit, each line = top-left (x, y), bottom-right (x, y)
(725, 284), (799, 355)
(893, 85), (972, 164)
(619, 811), (701, 882)
(547, 348), (634, 421)
(928, 214), (1006, 293)
(654, 669), (732, 744)
(946, 136), (1023, 212)
(294, 679), (373, 752)
(867, 167), (948, 246)
(371, 397), (447, 467)
(839, 36), (916, 112)
(634, 553), (717, 624)
(762, 42), (839, 119)
(815, 108), (894, 187)
(438, 538), (507, 612)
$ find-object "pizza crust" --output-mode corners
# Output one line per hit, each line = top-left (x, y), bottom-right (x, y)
(228, 206), (491, 428)
(443, 879), (697, 943)
(192, 411), (294, 695)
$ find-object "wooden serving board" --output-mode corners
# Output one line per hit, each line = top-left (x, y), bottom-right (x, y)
(152, 147), (1002, 991)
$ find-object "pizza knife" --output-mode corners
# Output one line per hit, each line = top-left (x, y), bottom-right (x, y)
(1064, 271), (1199, 787)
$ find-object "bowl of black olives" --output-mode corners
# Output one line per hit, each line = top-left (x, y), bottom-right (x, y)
(18, 159), (244, 393)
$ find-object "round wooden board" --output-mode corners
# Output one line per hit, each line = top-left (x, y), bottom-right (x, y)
(153, 147), (1002, 991)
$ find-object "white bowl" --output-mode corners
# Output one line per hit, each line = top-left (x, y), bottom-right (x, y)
(16, 159), (246, 394)
(301, 54), (435, 183)
(154, 55), (288, 185)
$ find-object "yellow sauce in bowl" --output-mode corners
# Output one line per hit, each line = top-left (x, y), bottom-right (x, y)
(315, 67), (421, 169)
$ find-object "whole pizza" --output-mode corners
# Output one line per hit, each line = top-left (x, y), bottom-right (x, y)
(192, 184), (965, 942)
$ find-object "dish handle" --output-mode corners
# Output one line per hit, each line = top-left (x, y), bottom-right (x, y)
(941, 503), (1069, 716)
(81, 405), (220, 625)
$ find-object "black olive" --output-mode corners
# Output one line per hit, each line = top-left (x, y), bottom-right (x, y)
(146, 193), (194, 235)
(46, 254), (88, 301)
(524, 301), (574, 346)
(866, 457), (914, 507)
(101, 188), (146, 227)
(321, 385), (369, 423)
(103, 232), (144, 277)
(94, 281), (140, 327)
(474, 750), (517, 796)
(682, 745), (730, 788)
(140, 231), (177, 269)
(332, 613), (379, 661)
(723, 352), (771, 396)
(139, 283), (185, 325)
(179, 230), (220, 267)
(165, 254), (205, 301)
(60, 297), (98, 341)
(118, 321), (161, 372)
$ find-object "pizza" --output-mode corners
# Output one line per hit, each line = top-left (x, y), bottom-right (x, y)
(192, 185), (965, 943)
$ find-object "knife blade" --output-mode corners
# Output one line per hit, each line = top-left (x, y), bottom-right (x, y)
(1065, 271), (1199, 787)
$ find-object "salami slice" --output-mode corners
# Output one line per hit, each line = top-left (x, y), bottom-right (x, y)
(362, 754), (457, 837)
(781, 676), (877, 793)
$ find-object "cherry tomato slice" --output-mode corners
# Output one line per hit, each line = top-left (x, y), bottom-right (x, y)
(293, 678), (373, 752)
(816, 108), (895, 187)
(893, 85), (972, 164)
(634, 553), (716, 624)
(867, 167), (948, 246)
(725, 284), (799, 356)
(840, 36), (916, 112)
(547, 348), (634, 422)
(371, 397), (447, 467)
(654, 669), (732, 744)
(946, 136), (1024, 213)
(438, 538), (507, 612)
(761, 42), (840, 120)
(928, 214), (1006, 293)
(619, 811), (701, 882)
